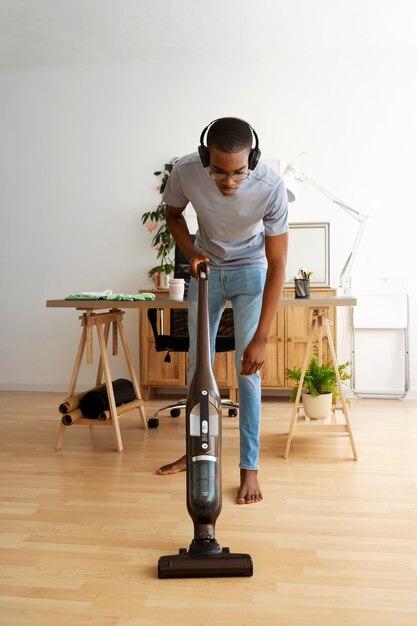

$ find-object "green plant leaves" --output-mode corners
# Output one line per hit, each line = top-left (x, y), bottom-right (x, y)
(285, 348), (351, 402)
(142, 158), (179, 277)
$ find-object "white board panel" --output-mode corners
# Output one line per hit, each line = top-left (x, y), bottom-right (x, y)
(353, 294), (408, 329)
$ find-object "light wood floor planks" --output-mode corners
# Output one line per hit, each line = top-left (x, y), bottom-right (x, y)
(0, 391), (417, 625)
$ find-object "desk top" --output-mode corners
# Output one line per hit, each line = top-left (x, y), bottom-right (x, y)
(46, 296), (356, 310)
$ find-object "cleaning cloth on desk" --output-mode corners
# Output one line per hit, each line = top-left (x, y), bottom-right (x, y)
(80, 289), (113, 297)
(105, 293), (156, 301)
(65, 289), (113, 300)
(65, 292), (156, 301)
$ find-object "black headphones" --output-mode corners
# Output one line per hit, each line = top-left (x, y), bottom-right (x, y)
(198, 118), (261, 171)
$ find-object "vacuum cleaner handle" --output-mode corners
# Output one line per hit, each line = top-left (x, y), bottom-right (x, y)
(197, 262), (208, 280)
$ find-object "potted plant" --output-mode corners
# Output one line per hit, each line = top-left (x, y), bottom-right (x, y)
(141, 158), (178, 289)
(285, 350), (351, 419)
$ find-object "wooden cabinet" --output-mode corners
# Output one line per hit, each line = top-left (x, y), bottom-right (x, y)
(139, 287), (336, 399)
(279, 287), (336, 384)
(139, 296), (186, 397)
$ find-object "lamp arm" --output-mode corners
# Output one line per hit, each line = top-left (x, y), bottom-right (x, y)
(296, 173), (370, 294)
(298, 175), (368, 222)
(338, 216), (368, 294)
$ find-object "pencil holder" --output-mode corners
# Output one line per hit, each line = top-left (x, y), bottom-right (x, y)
(294, 278), (311, 299)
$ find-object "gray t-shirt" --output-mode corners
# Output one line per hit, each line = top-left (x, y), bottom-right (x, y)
(162, 151), (288, 269)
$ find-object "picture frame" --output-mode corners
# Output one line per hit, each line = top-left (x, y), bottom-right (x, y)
(285, 222), (330, 287)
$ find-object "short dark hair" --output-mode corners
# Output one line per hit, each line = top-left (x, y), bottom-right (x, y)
(207, 117), (253, 153)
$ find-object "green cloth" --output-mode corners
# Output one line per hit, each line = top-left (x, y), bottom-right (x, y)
(66, 293), (156, 301)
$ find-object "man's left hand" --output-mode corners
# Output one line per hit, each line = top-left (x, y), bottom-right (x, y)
(240, 337), (267, 376)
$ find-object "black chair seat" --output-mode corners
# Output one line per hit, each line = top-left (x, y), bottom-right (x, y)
(154, 333), (189, 354)
(148, 309), (235, 356)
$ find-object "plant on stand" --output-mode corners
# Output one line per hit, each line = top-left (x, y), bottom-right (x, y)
(285, 349), (352, 419)
(141, 158), (178, 289)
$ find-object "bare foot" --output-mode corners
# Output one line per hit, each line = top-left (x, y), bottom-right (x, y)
(236, 469), (263, 504)
(156, 454), (187, 475)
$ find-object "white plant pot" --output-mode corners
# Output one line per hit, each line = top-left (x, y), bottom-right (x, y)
(153, 272), (172, 290)
(302, 392), (332, 420)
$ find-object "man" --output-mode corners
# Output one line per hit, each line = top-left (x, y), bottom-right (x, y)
(157, 117), (288, 504)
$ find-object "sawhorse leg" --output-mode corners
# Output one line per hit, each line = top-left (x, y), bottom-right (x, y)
(284, 313), (317, 459)
(284, 307), (357, 460)
(55, 325), (87, 451)
(323, 313), (357, 460)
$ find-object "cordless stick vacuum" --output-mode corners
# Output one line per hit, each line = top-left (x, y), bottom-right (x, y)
(158, 263), (253, 579)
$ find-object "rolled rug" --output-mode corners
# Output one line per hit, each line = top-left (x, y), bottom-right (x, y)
(79, 379), (135, 419)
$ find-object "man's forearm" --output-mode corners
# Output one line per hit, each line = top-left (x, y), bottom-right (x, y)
(166, 210), (196, 261)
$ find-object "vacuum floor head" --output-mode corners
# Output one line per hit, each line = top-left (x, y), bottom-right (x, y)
(158, 547), (253, 579)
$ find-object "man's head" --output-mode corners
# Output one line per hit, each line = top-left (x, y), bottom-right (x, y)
(206, 117), (253, 154)
(199, 117), (261, 196)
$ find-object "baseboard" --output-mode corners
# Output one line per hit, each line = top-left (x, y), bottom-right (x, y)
(0, 383), (88, 392)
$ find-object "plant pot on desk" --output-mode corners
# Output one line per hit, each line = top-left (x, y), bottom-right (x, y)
(153, 272), (173, 290)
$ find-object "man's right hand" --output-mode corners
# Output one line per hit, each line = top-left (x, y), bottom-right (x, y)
(188, 252), (210, 279)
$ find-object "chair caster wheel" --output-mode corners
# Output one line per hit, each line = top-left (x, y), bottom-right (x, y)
(170, 409), (181, 418)
(228, 408), (238, 417)
(148, 418), (159, 428)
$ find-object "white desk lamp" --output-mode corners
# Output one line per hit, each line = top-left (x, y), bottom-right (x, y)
(282, 161), (370, 295)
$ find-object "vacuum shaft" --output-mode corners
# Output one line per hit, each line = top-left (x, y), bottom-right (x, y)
(158, 263), (253, 578)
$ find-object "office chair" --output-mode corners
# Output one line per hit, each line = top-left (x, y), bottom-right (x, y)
(146, 241), (239, 428)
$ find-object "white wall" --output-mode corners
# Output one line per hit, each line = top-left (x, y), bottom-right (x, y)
(0, 24), (416, 394)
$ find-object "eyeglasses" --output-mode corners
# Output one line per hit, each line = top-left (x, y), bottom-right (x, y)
(210, 169), (250, 182)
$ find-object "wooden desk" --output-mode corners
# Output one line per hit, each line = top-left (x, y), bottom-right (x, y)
(47, 296), (356, 456)
(46, 295), (354, 311)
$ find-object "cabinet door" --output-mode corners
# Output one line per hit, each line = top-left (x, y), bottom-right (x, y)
(145, 344), (186, 387)
(260, 308), (286, 387)
(285, 289), (336, 383)
(184, 351), (235, 390)
(141, 306), (186, 388)
(212, 352), (231, 389)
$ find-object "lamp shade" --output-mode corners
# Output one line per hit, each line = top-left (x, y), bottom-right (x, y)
(282, 163), (297, 202)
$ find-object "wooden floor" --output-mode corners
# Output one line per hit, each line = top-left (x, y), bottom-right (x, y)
(1, 391), (417, 626)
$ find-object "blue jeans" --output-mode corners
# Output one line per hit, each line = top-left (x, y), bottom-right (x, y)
(187, 267), (267, 470)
